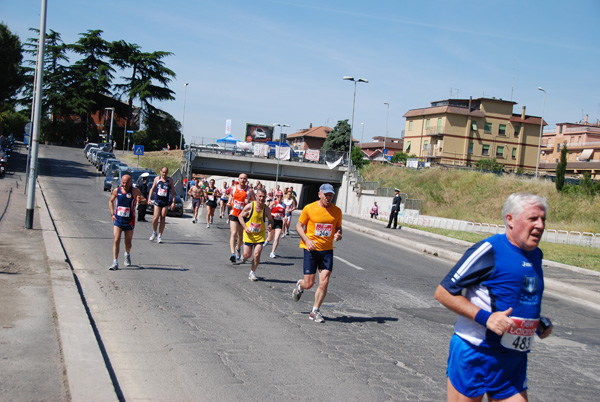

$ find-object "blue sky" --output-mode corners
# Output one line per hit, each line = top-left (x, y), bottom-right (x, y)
(2, 0), (599, 145)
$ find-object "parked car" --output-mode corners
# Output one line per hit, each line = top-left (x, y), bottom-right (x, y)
(96, 152), (116, 170)
(110, 168), (155, 192)
(137, 174), (184, 217)
(87, 147), (102, 162)
(103, 160), (127, 175)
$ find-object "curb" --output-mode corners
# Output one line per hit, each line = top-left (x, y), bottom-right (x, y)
(37, 180), (118, 402)
(343, 220), (600, 309)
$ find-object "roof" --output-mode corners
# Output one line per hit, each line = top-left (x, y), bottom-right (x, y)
(403, 106), (485, 118)
(359, 141), (404, 151)
(287, 125), (332, 139)
(509, 114), (546, 126)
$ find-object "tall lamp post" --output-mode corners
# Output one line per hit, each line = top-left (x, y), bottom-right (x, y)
(342, 76), (368, 213)
(179, 82), (189, 151)
(384, 102), (390, 155)
(105, 107), (115, 148)
(361, 123), (364, 143)
(273, 123), (290, 189)
(535, 87), (546, 179)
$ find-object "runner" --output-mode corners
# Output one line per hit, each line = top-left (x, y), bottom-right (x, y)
(267, 190), (285, 258)
(227, 173), (255, 263)
(188, 179), (203, 224)
(292, 183), (342, 323)
(204, 178), (220, 228)
(148, 166), (176, 243)
(238, 188), (274, 281)
(108, 174), (146, 270)
(434, 193), (553, 401)
(282, 189), (297, 237)
(219, 181), (229, 218)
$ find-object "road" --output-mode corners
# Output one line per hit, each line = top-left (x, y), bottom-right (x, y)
(37, 145), (600, 401)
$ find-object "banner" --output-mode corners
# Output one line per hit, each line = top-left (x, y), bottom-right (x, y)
(245, 123), (274, 143)
(326, 156), (343, 169)
(276, 146), (290, 160)
(253, 143), (269, 157)
(225, 119), (231, 135)
(305, 149), (320, 162)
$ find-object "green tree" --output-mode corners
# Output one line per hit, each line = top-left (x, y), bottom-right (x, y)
(138, 110), (181, 151)
(556, 144), (567, 192)
(351, 145), (367, 168)
(322, 119), (352, 152)
(391, 151), (412, 165)
(476, 158), (504, 172)
(110, 40), (176, 138)
(0, 23), (23, 110)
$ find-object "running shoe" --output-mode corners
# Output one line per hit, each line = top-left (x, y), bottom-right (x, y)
(249, 271), (258, 281)
(236, 249), (241, 261)
(157, 235), (163, 244)
(230, 253), (236, 263)
(269, 252), (276, 258)
(109, 261), (119, 271)
(292, 280), (303, 302)
(207, 223), (210, 228)
(286, 231), (290, 236)
(309, 310), (324, 323)
(281, 233), (286, 238)
(210, 218), (214, 224)
(124, 253), (131, 267)
(149, 232), (157, 241)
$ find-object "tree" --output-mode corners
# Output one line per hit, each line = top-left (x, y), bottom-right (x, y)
(391, 151), (412, 165)
(476, 158), (504, 172)
(322, 119), (352, 152)
(556, 144), (567, 192)
(137, 109), (181, 151)
(351, 146), (367, 169)
(0, 23), (23, 110)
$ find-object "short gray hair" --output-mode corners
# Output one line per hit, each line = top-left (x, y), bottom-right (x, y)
(256, 187), (267, 196)
(502, 193), (548, 226)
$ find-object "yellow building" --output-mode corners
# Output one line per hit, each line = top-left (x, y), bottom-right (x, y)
(403, 97), (545, 172)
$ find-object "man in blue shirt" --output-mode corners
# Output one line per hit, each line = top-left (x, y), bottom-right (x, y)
(434, 193), (553, 402)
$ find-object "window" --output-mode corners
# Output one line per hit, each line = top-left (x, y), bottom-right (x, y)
(496, 146), (504, 157)
(405, 141), (411, 153)
(512, 148), (517, 159)
(482, 144), (490, 156)
(484, 122), (492, 134)
(423, 140), (429, 150)
(471, 121), (478, 131)
(514, 125), (520, 137)
(437, 118), (442, 132)
(499, 124), (506, 136)
(408, 121), (413, 131)
(426, 119), (431, 129)
(468, 142), (474, 154)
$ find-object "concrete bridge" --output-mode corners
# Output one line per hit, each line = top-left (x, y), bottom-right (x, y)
(187, 147), (348, 207)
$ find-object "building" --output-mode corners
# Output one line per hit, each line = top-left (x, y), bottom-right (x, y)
(359, 136), (404, 162)
(287, 125), (332, 151)
(402, 97), (545, 172)
(539, 119), (600, 180)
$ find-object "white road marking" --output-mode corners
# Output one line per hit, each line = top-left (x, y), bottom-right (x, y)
(334, 256), (364, 270)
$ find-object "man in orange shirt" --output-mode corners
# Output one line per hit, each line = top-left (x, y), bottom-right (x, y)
(227, 173), (255, 263)
(292, 183), (342, 323)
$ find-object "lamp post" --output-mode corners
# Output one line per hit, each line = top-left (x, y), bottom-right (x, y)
(342, 76), (368, 213)
(384, 102), (389, 155)
(535, 87), (546, 179)
(105, 107), (115, 148)
(361, 123), (364, 143)
(273, 123), (290, 189)
(179, 82), (189, 151)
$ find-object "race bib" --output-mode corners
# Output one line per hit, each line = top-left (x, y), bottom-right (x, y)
(117, 206), (130, 217)
(233, 200), (245, 210)
(157, 188), (168, 197)
(249, 222), (262, 233)
(315, 223), (333, 237)
(500, 317), (539, 352)
(273, 212), (284, 220)
(208, 195), (215, 201)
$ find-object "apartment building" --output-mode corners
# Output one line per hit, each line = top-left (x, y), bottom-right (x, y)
(402, 97), (545, 172)
(539, 119), (600, 179)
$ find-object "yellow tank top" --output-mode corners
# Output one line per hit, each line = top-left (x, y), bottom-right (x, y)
(243, 202), (266, 244)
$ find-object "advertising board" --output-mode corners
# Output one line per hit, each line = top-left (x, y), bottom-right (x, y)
(245, 123), (274, 143)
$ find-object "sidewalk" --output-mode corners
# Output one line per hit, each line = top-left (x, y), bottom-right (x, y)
(343, 214), (600, 309)
(0, 143), (116, 402)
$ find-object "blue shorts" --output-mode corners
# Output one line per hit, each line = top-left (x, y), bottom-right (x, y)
(303, 249), (334, 275)
(113, 221), (134, 231)
(154, 199), (169, 208)
(447, 334), (528, 399)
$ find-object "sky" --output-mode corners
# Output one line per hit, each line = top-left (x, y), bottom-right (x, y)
(2, 0), (600, 145)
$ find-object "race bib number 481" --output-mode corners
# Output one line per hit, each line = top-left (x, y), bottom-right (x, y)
(500, 317), (539, 352)
(314, 223), (333, 237)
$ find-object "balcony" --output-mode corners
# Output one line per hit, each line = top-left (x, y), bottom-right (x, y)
(425, 127), (445, 137)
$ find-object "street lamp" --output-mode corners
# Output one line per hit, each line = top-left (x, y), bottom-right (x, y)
(273, 123), (290, 189)
(342, 76), (368, 213)
(105, 107), (115, 148)
(361, 122), (364, 143)
(535, 87), (546, 179)
(179, 82), (189, 151)
(384, 102), (390, 155)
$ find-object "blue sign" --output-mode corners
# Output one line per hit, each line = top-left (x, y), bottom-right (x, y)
(387, 155), (392, 161)
(133, 145), (144, 155)
(382, 148), (388, 155)
(126, 130), (134, 134)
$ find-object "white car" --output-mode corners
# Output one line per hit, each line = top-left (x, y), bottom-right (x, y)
(254, 127), (267, 139)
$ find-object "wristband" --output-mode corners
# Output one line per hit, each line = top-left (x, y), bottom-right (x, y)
(475, 309), (492, 327)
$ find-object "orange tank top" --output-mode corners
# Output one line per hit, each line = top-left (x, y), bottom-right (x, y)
(230, 185), (249, 217)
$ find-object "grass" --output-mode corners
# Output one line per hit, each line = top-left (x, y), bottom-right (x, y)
(120, 150), (183, 176)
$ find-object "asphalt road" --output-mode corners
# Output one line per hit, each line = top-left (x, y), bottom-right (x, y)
(37, 145), (600, 401)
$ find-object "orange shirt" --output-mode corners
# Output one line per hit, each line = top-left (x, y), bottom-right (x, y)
(230, 185), (249, 217)
(298, 201), (342, 251)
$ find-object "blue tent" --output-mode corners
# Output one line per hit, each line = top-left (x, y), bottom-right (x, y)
(216, 135), (241, 144)
(266, 141), (290, 147)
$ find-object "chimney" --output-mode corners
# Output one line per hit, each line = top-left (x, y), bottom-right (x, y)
(586, 114), (588, 124)
(521, 106), (526, 120)
(310, 123), (313, 128)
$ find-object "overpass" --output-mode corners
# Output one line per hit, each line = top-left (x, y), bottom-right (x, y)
(186, 147), (348, 207)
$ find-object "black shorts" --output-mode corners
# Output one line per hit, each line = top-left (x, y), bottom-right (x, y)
(272, 219), (284, 230)
(206, 200), (217, 208)
(154, 199), (169, 208)
(303, 249), (334, 275)
(229, 215), (239, 223)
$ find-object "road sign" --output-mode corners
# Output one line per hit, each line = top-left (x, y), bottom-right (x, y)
(133, 145), (144, 156)
(382, 148), (388, 155)
(126, 130), (134, 134)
